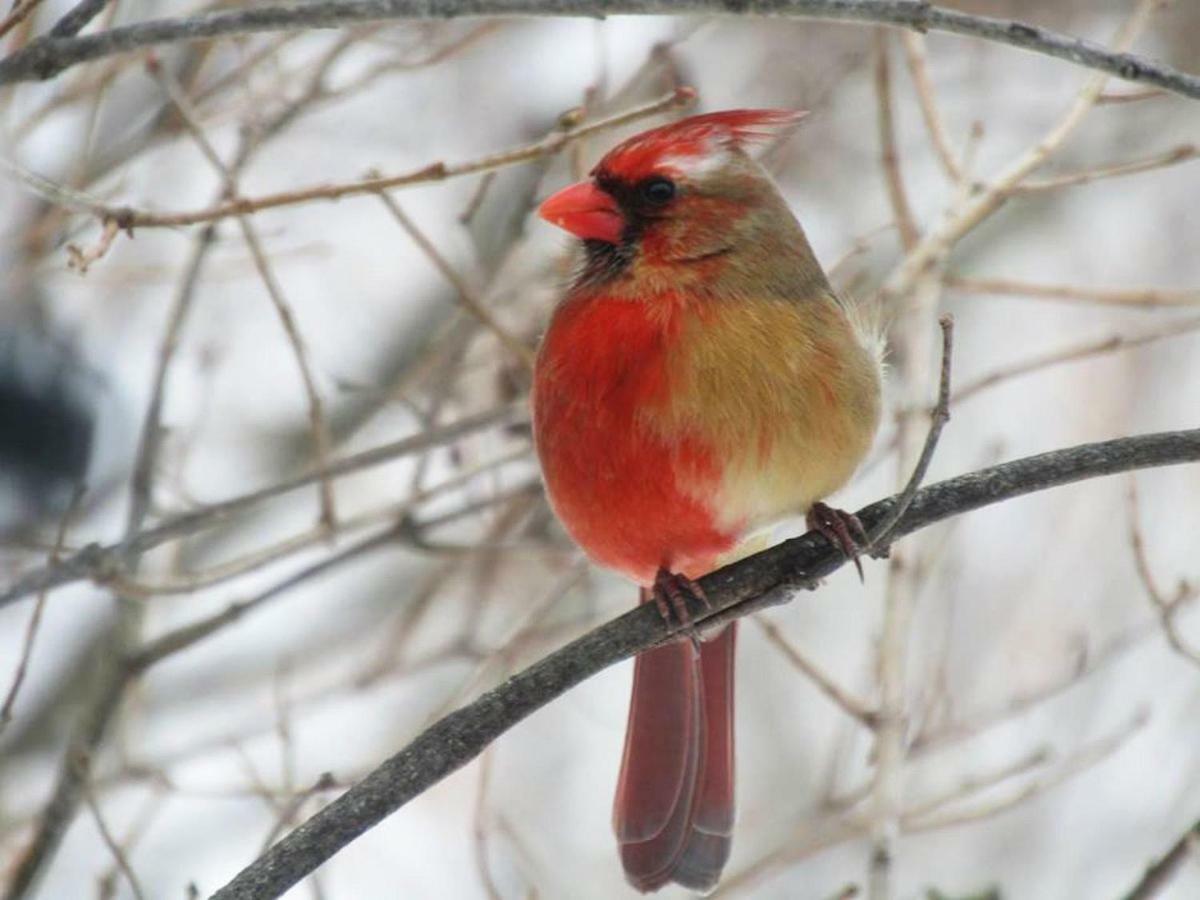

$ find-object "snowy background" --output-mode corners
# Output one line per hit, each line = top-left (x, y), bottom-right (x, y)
(2, 2), (1200, 898)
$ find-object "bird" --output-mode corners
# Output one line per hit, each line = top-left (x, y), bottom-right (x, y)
(532, 107), (883, 893)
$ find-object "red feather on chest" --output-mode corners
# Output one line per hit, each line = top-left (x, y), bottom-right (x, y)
(532, 293), (737, 584)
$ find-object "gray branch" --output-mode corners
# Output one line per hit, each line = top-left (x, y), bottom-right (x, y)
(0, 1), (1198, 99)
(0, 403), (524, 612)
(208, 427), (1200, 900)
(1119, 816), (1200, 900)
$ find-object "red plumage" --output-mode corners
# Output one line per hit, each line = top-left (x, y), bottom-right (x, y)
(533, 291), (736, 583)
(594, 108), (806, 183)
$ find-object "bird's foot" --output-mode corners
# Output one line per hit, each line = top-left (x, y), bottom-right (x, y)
(806, 501), (868, 582)
(651, 568), (710, 649)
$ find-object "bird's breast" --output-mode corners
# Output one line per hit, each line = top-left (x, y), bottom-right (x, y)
(532, 293), (737, 583)
(532, 289), (881, 583)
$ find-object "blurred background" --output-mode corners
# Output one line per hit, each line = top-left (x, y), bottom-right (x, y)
(1, 1), (1199, 897)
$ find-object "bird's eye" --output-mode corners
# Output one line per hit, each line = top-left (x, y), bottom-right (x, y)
(640, 177), (676, 205)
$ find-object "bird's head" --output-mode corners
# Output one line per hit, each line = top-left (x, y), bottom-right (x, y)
(539, 108), (808, 289)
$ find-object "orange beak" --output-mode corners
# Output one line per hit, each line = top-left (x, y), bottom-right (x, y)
(538, 181), (625, 244)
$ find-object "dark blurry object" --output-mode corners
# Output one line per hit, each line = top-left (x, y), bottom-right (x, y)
(0, 325), (98, 534)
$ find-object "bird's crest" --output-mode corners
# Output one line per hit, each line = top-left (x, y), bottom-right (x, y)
(593, 108), (806, 182)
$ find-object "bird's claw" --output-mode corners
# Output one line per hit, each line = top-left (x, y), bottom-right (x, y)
(806, 501), (868, 582)
(651, 568), (710, 650)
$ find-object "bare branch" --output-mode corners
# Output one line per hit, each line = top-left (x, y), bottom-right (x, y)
(757, 618), (877, 728)
(1127, 481), (1200, 668)
(881, 0), (1160, 303)
(2, 88), (695, 230)
(0, 1), (1198, 102)
(1, 219), (219, 900)
(874, 29), (918, 251)
(952, 314), (1200, 406)
(946, 274), (1200, 309)
(911, 619), (1160, 755)
(48, 0), (113, 38)
(130, 524), (402, 670)
(1098, 87), (1165, 104)
(208, 427), (1200, 900)
(900, 31), (963, 182)
(905, 711), (1147, 832)
(0, 0), (47, 41)
(1015, 143), (1198, 192)
(1120, 818), (1200, 900)
(0, 489), (82, 733)
(376, 193), (534, 368)
(151, 58), (338, 528)
(0, 403), (525, 610)
(83, 784), (147, 900)
(867, 314), (953, 553)
(65, 216), (119, 273)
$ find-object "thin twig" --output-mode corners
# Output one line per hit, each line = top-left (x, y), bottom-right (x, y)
(0, 402), (525, 611)
(874, 29), (918, 251)
(1098, 87), (1165, 104)
(867, 277), (945, 900)
(236, 219), (339, 528)
(1, 87), (695, 229)
(911, 619), (1160, 755)
(48, 0), (111, 37)
(83, 783), (147, 900)
(905, 711), (1147, 832)
(0, 489), (82, 732)
(472, 749), (503, 900)
(951, 314), (1200, 406)
(0, 0), (46, 41)
(867, 314), (953, 554)
(65, 215), (120, 272)
(757, 618), (877, 728)
(131, 524), (402, 670)
(128, 224), (215, 529)
(945, 274), (1200, 308)
(1127, 481), (1200, 668)
(1015, 143), (1198, 192)
(150, 57), (338, 529)
(376, 193), (534, 368)
(1119, 818), (1200, 900)
(95, 788), (168, 900)
(899, 31), (963, 182)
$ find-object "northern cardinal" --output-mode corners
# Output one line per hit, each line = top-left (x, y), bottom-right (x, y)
(533, 108), (882, 893)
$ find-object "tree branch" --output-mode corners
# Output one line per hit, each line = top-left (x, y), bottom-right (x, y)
(0, 87), (695, 230)
(0, 403), (525, 611)
(0, 1), (1198, 100)
(208, 427), (1200, 900)
(1120, 817), (1200, 900)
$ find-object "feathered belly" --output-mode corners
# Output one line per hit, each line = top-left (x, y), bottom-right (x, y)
(532, 295), (739, 584)
(534, 407), (738, 584)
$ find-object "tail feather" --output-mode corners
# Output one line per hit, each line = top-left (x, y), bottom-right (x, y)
(614, 616), (736, 894)
(675, 623), (736, 890)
